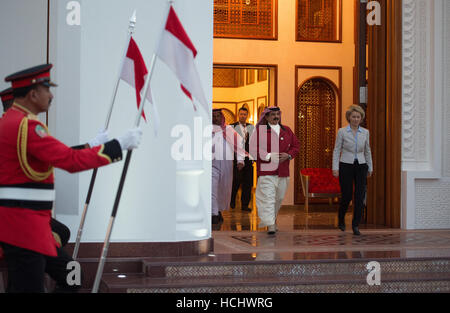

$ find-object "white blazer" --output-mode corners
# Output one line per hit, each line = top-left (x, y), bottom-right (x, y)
(332, 126), (373, 172)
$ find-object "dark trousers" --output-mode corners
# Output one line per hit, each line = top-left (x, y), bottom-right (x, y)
(338, 161), (368, 227)
(1, 243), (81, 293)
(230, 161), (253, 208)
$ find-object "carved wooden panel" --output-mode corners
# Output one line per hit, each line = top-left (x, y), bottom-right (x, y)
(213, 68), (246, 88)
(222, 108), (236, 125)
(214, 0), (277, 39)
(297, 0), (340, 42)
(213, 68), (238, 87)
(297, 78), (336, 171)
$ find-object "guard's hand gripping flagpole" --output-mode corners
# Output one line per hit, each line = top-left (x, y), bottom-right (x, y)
(72, 11), (137, 260)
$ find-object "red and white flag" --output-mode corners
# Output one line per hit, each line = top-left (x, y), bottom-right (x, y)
(156, 6), (209, 113)
(120, 36), (160, 134)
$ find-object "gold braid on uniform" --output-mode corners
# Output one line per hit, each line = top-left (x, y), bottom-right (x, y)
(52, 231), (62, 247)
(17, 117), (53, 181)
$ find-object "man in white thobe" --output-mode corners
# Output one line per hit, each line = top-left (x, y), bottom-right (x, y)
(249, 107), (300, 234)
(212, 109), (245, 224)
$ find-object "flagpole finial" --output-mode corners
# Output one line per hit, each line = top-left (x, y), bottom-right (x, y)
(128, 10), (137, 34)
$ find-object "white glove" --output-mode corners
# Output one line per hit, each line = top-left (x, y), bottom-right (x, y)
(88, 129), (109, 148)
(117, 127), (143, 150)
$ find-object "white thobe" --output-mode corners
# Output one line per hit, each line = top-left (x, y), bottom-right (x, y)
(211, 130), (243, 216)
(256, 176), (289, 227)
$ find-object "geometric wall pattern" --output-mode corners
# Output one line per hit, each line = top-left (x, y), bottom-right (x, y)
(214, 0), (277, 39)
(297, 0), (339, 41)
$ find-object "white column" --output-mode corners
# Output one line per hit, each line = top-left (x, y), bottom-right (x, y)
(402, 0), (450, 229)
(46, 0), (212, 242)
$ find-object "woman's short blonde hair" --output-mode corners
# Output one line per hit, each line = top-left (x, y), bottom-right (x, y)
(345, 105), (365, 122)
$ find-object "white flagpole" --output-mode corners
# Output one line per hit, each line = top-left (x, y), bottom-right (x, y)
(91, 2), (172, 293)
(72, 10), (137, 260)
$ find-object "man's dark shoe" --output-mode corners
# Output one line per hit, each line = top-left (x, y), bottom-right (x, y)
(352, 226), (361, 236)
(338, 223), (346, 232)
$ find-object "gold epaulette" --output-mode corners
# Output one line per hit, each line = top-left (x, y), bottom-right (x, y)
(17, 116), (54, 181)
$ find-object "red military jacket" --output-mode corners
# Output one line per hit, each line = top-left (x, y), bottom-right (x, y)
(249, 124), (300, 177)
(0, 103), (122, 257)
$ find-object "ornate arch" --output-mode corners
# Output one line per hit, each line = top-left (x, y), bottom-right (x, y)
(295, 77), (338, 204)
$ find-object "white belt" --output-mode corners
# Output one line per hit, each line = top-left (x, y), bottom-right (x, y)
(0, 188), (55, 202)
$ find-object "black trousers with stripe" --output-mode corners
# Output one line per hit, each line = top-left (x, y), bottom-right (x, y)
(338, 160), (368, 228)
(1, 243), (81, 293)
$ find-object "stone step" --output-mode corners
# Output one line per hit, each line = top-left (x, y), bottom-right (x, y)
(144, 257), (450, 279)
(0, 257), (143, 291)
(72, 257), (144, 289)
(3, 255), (450, 293)
(100, 271), (450, 293)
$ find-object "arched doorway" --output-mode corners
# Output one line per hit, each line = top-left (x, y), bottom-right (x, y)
(222, 108), (236, 125)
(294, 77), (338, 204)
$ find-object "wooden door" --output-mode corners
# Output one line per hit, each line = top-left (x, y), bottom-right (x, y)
(295, 78), (337, 204)
(355, 0), (402, 227)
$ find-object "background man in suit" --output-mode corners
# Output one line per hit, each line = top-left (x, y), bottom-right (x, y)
(230, 106), (255, 212)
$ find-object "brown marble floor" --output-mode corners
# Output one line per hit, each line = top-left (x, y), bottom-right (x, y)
(212, 204), (450, 260)
(214, 203), (387, 232)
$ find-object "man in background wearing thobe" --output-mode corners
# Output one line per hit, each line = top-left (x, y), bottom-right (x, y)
(211, 109), (245, 225)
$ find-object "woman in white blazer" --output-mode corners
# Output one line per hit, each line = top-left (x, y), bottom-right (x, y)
(332, 105), (373, 235)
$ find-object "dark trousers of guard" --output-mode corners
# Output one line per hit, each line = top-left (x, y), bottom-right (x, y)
(230, 161), (253, 209)
(1, 243), (81, 293)
(338, 160), (368, 228)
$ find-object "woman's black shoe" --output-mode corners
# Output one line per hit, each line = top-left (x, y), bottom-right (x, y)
(338, 218), (345, 231)
(352, 226), (361, 236)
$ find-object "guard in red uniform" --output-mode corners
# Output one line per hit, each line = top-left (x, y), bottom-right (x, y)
(1, 86), (74, 249)
(0, 84), (77, 288)
(0, 64), (142, 292)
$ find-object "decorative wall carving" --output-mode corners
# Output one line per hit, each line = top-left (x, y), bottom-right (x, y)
(443, 0), (450, 177)
(402, 0), (428, 162)
(402, 0), (416, 161)
(214, 0), (277, 39)
(415, 180), (450, 229)
(296, 0), (341, 42)
(404, 0), (450, 230)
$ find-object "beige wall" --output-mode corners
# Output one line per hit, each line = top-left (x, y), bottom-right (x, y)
(213, 0), (356, 205)
(214, 78), (269, 123)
